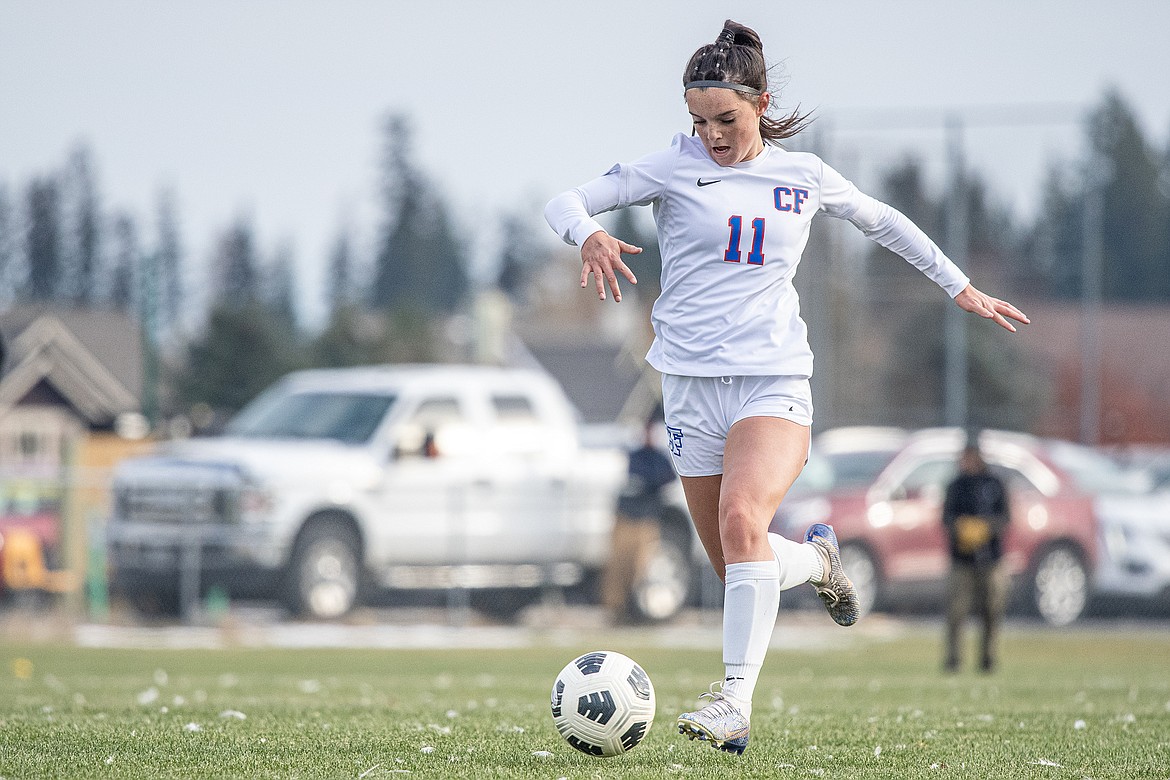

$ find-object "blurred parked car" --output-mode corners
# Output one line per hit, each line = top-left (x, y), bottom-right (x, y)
(790, 426), (910, 499)
(773, 428), (1103, 626)
(1066, 443), (1170, 611)
(1109, 446), (1170, 494)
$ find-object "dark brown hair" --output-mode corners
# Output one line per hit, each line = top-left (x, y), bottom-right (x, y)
(683, 19), (812, 143)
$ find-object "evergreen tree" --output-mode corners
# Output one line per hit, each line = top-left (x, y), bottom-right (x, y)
(1163, 134), (1170, 296)
(155, 188), (184, 338)
(0, 184), (17, 308)
(1088, 89), (1169, 301)
(213, 217), (261, 307)
(312, 304), (375, 368)
(177, 302), (304, 421)
(267, 239), (299, 332)
(1019, 165), (1082, 298)
(177, 218), (305, 420)
(1025, 90), (1170, 302)
(962, 177), (1020, 288)
(23, 176), (62, 302)
(371, 115), (468, 316)
(882, 158), (944, 238)
(311, 308), (443, 369)
(495, 212), (531, 303)
(107, 212), (139, 311)
(325, 222), (358, 315)
(62, 144), (102, 305)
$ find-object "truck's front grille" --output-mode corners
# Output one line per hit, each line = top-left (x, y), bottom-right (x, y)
(116, 485), (238, 524)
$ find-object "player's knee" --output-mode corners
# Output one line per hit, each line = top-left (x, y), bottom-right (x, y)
(718, 499), (768, 559)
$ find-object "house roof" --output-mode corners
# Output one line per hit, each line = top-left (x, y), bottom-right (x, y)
(0, 305), (142, 426)
(514, 321), (665, 430)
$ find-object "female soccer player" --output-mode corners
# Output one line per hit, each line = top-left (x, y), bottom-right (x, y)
(545, 19), (1028, 755)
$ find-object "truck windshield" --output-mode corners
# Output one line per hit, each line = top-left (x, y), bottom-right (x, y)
(225, 390), (396, 444)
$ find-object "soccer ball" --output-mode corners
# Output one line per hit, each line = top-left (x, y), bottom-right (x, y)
(550, 650), (655, 757)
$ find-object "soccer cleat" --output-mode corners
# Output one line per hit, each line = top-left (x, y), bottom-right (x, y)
(805, 523), (861, 627)
(676, 683), (750, 755)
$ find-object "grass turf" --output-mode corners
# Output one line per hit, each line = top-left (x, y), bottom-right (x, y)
(1, 624), (1168, 779)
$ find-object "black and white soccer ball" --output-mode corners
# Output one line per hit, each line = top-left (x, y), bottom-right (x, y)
(550, 650), (655, 757)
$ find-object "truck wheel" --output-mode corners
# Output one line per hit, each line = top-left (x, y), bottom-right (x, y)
(1031, 544), (1088, 626)
(840, 543), (880, 618)
(627, 526), (693, 623)
(286, 519), (362, 620)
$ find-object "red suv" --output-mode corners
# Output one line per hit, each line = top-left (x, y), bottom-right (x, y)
(772, 427), (1099, 626)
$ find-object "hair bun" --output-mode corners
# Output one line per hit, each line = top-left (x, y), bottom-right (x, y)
(720, 19), (763, 53)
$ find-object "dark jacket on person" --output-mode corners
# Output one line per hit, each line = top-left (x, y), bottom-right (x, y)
(617, 444), (676, 520)
(942, 471), (1009, 567)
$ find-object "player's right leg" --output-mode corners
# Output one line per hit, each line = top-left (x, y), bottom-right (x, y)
(677, 682), (752, 754)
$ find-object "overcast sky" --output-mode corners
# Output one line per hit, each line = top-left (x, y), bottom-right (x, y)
(3, 1), (1169, 325)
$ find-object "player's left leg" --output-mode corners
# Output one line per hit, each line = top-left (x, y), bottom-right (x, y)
(678, 416), (807, 753)
(804, 522), (861, 626)
(680, 473), (726, 581)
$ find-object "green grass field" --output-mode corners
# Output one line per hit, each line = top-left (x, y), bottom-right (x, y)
(2, 623), (1168, 779)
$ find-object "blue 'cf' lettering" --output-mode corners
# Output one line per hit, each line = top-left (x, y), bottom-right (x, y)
(773, 186), (809, 214)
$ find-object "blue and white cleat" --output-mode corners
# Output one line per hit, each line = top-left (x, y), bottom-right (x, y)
(677, 683), (750, 755)
(805, 522), (861, 627)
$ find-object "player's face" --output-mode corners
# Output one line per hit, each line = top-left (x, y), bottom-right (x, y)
(686, 88), (768, 166)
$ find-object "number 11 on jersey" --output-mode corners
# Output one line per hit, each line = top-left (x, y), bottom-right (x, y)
(724, 216), (765, 265)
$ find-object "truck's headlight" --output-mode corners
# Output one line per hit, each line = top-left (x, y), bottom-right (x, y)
(239, 485), (274, 519)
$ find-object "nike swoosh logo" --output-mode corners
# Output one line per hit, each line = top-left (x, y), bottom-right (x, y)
(696, 178), (721, 187)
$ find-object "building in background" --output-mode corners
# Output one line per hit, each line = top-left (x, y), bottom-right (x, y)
(0, 306), (152, 601)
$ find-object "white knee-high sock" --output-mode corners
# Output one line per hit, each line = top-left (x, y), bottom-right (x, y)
(768, 532), (823, 591)
(721, 559), (781, 719)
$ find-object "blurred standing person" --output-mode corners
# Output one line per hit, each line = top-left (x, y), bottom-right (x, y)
(942, 442), (1011, 673)
(545, 19), (1028, 754)
(601, 415), (677, 623)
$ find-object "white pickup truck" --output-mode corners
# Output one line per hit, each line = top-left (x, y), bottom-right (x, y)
(106, 364), (644, 620)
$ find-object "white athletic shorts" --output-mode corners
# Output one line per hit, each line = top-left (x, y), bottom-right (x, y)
(661, 374), (813, 478)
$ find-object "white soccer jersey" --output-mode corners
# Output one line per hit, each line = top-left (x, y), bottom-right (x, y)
(545, 133), (970, 378)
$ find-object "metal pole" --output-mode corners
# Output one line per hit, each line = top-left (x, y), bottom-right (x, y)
(180, 527), (201, 622)
(1079, 155), (1105, 445)
(944, 115), (970, 429)
(59, 435), (84, 617)
(446, 481), (470, 626)
(140, 251), (160, 430)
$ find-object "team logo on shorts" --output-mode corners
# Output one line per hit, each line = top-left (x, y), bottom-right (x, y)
(666, 425), (684, 457)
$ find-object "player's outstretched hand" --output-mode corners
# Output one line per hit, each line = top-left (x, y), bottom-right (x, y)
(580, 230), (641, 302)
(954, 284), (1030, 333)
